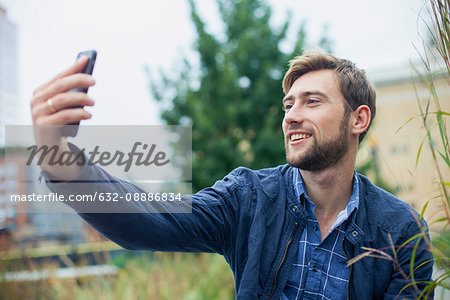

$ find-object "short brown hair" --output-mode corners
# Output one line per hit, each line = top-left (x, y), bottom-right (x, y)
(282, 51), (376, 143)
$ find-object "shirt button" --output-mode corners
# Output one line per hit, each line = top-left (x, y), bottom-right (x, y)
(352, 231), (359, 237)
(313, 225), (319, 231)
(292, 206), (298, 212)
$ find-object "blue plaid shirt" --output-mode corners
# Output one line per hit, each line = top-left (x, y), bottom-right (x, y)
(281, 168), (359, 300)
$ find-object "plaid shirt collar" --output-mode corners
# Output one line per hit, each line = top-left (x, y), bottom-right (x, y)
(293, 168), (359, 234)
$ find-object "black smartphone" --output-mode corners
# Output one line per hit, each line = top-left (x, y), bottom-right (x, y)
(61, 50), (97, 137)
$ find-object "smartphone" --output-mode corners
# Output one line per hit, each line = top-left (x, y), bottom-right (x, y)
(61, 50), (97, 137)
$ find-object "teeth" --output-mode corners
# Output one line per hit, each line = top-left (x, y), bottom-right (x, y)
(290, 133), (311, 141)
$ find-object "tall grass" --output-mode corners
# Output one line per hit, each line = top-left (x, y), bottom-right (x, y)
(413, 0), (450, 220)
(0, 252), (235, 300)
(348, 1), (449, 299)
(413, 1), (450, 298)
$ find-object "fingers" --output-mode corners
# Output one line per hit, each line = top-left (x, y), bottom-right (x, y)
(33, 56), (89, 96)
(36, 107), (92, 126)
(31, 73), (95, 105)
(32, 92), (95, 123)
(30, 56), (96, 127)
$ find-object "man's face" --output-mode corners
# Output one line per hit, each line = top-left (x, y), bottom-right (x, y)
(282, 69), (351, 170)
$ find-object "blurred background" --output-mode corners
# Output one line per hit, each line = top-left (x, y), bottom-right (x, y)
(0, 0), (448, 299)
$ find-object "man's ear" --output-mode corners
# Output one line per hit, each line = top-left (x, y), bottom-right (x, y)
(350, 105), (371, 135)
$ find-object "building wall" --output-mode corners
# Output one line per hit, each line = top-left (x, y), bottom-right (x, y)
(0, 7), (19, 146)
(359, 72), (450, 229)
(0, 155), (28, 231)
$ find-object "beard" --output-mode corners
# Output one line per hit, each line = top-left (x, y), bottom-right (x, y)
(285, 113), (350, 170)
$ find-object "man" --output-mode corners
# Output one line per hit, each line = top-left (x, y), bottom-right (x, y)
(30, 52), (434, 299)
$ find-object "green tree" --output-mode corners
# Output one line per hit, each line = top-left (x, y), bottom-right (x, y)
(149, 0), (331, 192)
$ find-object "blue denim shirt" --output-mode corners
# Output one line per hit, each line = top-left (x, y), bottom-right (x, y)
(281, 170), (359, 299)
(45, 161), (434, 299)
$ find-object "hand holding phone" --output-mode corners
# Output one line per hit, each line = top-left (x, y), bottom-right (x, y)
(61, 50), (97, 137)
(30, 50), (96, 180)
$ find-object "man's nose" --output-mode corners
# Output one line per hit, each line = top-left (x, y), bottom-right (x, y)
(283, 103), (304, 125)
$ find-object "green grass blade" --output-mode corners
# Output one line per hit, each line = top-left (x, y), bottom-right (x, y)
(395, 111), (449, 134)
(430, 217), (449, 226)
(401, 232), (424, 248)
(437, 149), (450, 167)
(409, 235), (423, 291)
(416, 138), (426, 169)
(420, 200), (430, 220)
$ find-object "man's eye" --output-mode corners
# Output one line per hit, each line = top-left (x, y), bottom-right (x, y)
(283, 104), (293, 111)
(308, 99), (319, 104)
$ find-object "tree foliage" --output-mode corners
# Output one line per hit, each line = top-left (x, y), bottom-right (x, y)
(150, 0), (331, 191)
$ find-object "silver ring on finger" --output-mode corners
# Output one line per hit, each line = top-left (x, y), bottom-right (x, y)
(47, 98), (57, 113)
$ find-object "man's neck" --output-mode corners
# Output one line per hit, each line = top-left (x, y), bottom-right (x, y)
(299, 154), (356, 239)
(301, 166), (354, 212)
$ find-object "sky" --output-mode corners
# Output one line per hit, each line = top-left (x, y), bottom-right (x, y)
(1, 0), (427, 126)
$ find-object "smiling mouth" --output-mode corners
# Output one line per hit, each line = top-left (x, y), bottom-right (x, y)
(290, 133), (311, 142)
